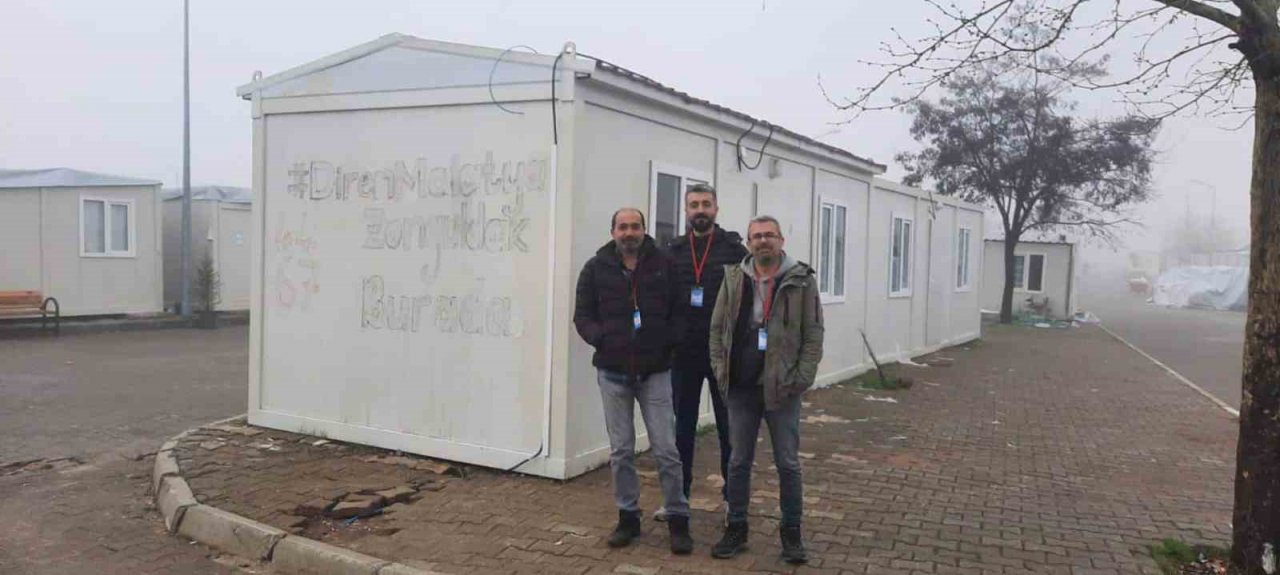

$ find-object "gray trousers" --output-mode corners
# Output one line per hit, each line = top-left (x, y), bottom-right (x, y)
(725, 385), (804, 526)
(596, 369), (690, 518)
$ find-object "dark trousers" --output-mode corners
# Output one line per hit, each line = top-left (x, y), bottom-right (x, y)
(725, 385), (803, 526)
(671, 363), (732, 499)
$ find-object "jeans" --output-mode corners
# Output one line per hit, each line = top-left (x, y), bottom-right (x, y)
(596, 369), (690, 517)
(725, 385), (803, 526)
(671, 364), (731, 499)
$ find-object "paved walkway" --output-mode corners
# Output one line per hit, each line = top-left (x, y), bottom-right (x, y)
(175, 324), (1237, 574)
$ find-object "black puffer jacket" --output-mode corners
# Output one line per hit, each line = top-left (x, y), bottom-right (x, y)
(666, 225), (748, 368)
(574, 236), (686, 379)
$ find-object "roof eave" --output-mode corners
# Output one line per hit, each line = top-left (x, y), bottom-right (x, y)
(583, 61), (886, 176)
(237, 33), (592, 100)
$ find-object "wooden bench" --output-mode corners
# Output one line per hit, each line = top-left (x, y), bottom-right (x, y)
(0, 291), (60, 335)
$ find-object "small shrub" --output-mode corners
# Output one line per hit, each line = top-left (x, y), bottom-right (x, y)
(194, 254), (222, 313)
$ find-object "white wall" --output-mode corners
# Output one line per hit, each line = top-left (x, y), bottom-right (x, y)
(250, 102), (558, 474)
(981, 240), (1075, 318)
(811, 170), (870, 380)
(0, 190), (43, 292)
(1, 186), (162, 316)
(216, 203), (252, 311)
(163, 200), (252, 311)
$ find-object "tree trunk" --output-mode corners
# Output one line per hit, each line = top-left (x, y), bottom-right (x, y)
(1231, 73), (1280, 575)
(1000, 236), (1020, 324)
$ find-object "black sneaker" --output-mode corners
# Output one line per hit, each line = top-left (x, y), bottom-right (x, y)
(710, 520), (748, 559)
(607, 509), (641, 548)
(779, 523), (808, 564)
(668, 515), (693, 555)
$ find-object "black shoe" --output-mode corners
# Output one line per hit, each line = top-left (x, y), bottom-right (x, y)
(607, 509), (641, 548)
(779, 523), (808, 564)
(668, 515), (693, 555)
(710, 520), (748, 559)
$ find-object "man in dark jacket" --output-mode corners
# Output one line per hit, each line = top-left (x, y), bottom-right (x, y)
(573, 207), (692, 555)
(659, 184), (747, 518)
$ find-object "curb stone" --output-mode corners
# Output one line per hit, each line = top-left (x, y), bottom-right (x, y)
(152, 416), (447, 575)
(156, 475), (198, 532)
(271, 536), (388, 575)
(177, 504), (285, 561)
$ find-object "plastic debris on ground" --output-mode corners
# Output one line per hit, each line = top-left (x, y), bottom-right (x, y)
(863, 396), (899, 403)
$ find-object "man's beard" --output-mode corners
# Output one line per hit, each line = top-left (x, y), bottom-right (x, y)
(618, 237), (642, 254)
(690, 215), (714, 233)
(754, 251), (777, 268)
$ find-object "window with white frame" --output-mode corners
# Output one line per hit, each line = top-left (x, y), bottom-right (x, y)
(890, 216), (913, 296)
(1012, 253), (1046, 292)
(82, 197), (135, 257)
(649, 162), (710, 247)
(956, 227), (972, 290)
(818, 200), (848, 300)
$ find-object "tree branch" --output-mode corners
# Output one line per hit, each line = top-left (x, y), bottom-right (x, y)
(1152, 0), (1241, 31)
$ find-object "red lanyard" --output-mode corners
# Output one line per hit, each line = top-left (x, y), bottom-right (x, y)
(689, 230), (715, 284)
(759, 276), (774, 323)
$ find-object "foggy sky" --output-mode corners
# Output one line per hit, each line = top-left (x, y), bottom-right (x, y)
(0, 0), (1254, 258)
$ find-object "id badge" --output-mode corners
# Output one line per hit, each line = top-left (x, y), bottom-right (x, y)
(633, 310), (642, 330)
(757, 328), (768, 351)
(690, 286), (705, 308)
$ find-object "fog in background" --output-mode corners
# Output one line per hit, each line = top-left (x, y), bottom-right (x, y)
(0, 0), (1254, 289)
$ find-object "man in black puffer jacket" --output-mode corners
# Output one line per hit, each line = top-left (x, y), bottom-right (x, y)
(661, 184), (747, 517)
(573, 207), (692, 555)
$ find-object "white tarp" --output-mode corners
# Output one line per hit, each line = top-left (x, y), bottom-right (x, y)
(1152, 266), (1248, 311)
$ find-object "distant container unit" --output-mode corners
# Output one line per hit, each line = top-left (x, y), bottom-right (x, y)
(161, 186), (252, 312)
(981, 239), (1078, 319)
(0, 168), (163, 317)
(236, 34), (986, 479)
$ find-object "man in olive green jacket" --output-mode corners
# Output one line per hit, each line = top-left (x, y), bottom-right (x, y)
(708, 215), (823, 565)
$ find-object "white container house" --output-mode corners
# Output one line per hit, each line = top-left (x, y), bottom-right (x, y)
(236, 34), (985, 479)
(162, 186), (253, 312)
(982, 239), (1078, 319)
(0, 168), (163, 317)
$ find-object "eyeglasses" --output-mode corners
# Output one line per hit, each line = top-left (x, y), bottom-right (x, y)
(749, 232), (781, 242)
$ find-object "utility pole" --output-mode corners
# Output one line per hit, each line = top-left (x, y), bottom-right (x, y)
(180, 0), (192, 317)
(1190, 179), (1219, 252)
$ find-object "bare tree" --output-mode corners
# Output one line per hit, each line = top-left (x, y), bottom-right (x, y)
(897, 62), (1157, 323)
(827, 2), (1278, 572)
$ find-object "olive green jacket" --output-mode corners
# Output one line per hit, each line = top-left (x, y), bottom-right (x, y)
(709, 256), (825, 410)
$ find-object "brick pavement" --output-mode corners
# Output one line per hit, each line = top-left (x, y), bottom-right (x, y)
(176, 324), (1237, 574)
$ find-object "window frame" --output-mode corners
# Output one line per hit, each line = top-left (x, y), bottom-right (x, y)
(889, 214), (913, 298)
(1011, 251), (1047, 294)
(80, 196), (137, 258)
(817, 197), (849, 303)
(955, 226), (973, 292)
(648, 161), (712, 247)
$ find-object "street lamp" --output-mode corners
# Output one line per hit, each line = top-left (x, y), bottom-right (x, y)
(179, 0), (192, 317)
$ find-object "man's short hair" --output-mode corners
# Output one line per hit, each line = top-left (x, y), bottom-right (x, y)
(685, 183), (717, 199)
(611, 207), (646, 230)
(748, 215), (783, 237)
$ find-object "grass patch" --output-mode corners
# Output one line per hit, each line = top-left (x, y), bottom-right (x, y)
(1149, 538), (1230, 575)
